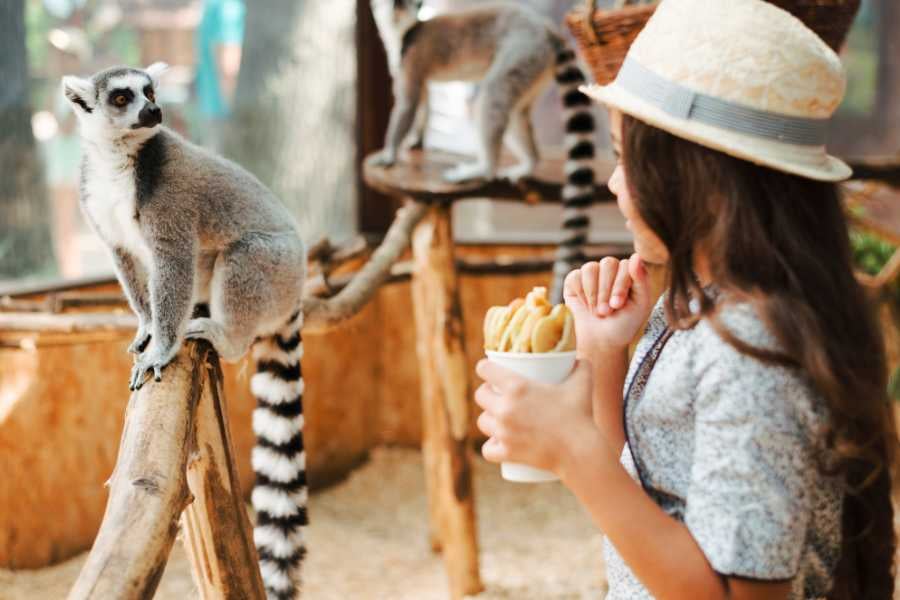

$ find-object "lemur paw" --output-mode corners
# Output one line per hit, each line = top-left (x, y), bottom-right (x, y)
(500, 163), (536, 183)
(369, 150), (397, 168)
(127, 328), (152, 354)
(129, 348), (175, 391)
(443, 163), (492, 184)
(402, 134), (425, 151)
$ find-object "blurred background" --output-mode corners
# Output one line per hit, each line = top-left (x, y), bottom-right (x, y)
(3, 0), (894, 288)
(1, 2), (899, 597)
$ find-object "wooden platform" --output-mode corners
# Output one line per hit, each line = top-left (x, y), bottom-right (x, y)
(364, 148), (616, 204)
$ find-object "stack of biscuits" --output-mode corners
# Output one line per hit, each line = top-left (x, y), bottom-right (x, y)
(483, 286), (576, 353)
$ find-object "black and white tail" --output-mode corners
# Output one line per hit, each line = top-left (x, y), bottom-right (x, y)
(551, 45), (596, 305)
(250, 309), (307, 600)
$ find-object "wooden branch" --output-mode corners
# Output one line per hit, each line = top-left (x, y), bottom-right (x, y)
(68, 343), (204, 600)
(306, 235), (369, 273)
(302, 202), (428, 331)
(410, 205), (482, 600)
(0, 292), (128, 313)
(181, 352), (266, 599)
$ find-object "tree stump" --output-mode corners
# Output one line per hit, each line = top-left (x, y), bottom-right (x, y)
(67, 341), (265, 600)
(410, 205), (483, 599)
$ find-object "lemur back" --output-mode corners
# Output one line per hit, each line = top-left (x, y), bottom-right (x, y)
(372, 1), (596, 299)
(65, 65), (308, 600)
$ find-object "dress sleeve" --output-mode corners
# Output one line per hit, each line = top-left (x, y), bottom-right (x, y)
(684, 310), (820, 580)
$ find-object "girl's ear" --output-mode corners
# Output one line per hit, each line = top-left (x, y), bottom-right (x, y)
(61, 75), (95, 114)
(144, 62), (169, 87)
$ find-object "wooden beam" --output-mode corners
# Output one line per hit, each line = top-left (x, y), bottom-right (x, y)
(410, 204), (483, 600)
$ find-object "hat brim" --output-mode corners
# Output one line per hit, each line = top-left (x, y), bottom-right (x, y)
(581, 82), (852, 183)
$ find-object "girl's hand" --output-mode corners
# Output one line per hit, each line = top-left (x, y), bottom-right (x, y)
(474, 358), (601, 473)
(564, 254), (654, 353)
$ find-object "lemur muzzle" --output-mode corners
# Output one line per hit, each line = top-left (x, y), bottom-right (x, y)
(137, 103), (162, 128)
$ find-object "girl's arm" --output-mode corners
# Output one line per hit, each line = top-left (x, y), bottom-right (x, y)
(564, 256), (654, 454)
(584, 347), (628, 454)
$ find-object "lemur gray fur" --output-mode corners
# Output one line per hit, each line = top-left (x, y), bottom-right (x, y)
(63, 64), (308, 600)
(370, 0), (597, 299)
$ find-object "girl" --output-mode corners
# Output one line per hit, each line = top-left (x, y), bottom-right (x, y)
(474, 0), (897, 598)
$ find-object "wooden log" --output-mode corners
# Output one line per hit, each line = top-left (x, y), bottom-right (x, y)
(181, 351), (266, 600)
(67, 343), (202, 600)
(67, 341), (265, 600)
(410, 204), (483, 599)
(410, 260), (444, 553)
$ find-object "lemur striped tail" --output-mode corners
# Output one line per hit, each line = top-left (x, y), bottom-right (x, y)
(250, 309), (307, 600)
(551, 46), (596, 305)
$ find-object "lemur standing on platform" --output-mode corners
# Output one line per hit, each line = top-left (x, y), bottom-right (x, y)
(63, 64), (308, 600)
(370, 0), (597, 299)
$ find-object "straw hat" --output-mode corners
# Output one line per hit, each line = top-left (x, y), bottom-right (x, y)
(580, 0), (852, 181)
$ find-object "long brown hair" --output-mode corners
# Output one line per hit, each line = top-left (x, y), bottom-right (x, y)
(621, 114), (897, 599)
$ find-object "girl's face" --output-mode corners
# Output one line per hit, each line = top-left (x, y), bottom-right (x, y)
(607, 110), (670, 265)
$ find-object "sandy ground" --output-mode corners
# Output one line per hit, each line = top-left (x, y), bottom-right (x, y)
(0, 448), (607, 600)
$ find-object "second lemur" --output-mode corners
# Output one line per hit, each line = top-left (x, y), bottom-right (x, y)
(371, 0), (596, 300)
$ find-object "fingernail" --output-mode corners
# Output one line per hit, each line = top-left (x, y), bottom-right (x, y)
(610, 296), (623, 309)
(597, 302), (609, 315)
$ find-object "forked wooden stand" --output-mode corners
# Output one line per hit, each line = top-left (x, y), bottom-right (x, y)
(67, 341), (265, 600)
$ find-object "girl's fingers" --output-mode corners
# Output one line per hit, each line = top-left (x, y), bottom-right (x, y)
(609, 258), (632, 309)
(476, 411), (498, 438)
(595, 257), (619, 315)
(563, 268), (587, 310)
(481, 437), (507, 463)
(474, 380), (502, 412)
(579, 262), (600, 313)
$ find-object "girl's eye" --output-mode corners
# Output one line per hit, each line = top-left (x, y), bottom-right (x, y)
(114, 95), (128, 107)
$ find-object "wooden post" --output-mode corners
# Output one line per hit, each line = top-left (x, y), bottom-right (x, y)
(67, 341), (264, 600)
(181, 352), (266, 599)
(410, 203), (483, 599)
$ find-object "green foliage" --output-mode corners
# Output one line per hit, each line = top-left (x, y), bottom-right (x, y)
(850, 229), (900, 401)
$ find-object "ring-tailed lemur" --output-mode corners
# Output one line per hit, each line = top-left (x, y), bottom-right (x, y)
(370, 0), (596, 302)
(63, 64), (307, 600)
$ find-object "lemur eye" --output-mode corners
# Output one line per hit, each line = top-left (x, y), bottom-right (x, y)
(145, 88), (156, 103)
(113, 94), (129, 107)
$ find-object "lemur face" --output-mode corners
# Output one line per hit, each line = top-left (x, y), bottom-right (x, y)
(62, 63), (168, 137)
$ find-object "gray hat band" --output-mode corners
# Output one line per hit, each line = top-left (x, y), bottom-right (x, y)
(616, 57), (830, 147)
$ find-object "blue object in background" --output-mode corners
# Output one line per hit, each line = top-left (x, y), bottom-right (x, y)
(195, 0), (245, 119)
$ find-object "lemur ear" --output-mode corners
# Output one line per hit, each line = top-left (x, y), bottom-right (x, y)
(61, 75), (95, 114)
(144, 62), (169, 86)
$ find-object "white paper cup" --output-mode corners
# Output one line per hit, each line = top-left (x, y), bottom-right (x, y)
(484, 350), (577, 483)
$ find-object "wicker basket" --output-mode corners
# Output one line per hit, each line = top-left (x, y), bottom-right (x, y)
(565, 1), (657, 86)
(566, 0), (861, 86)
